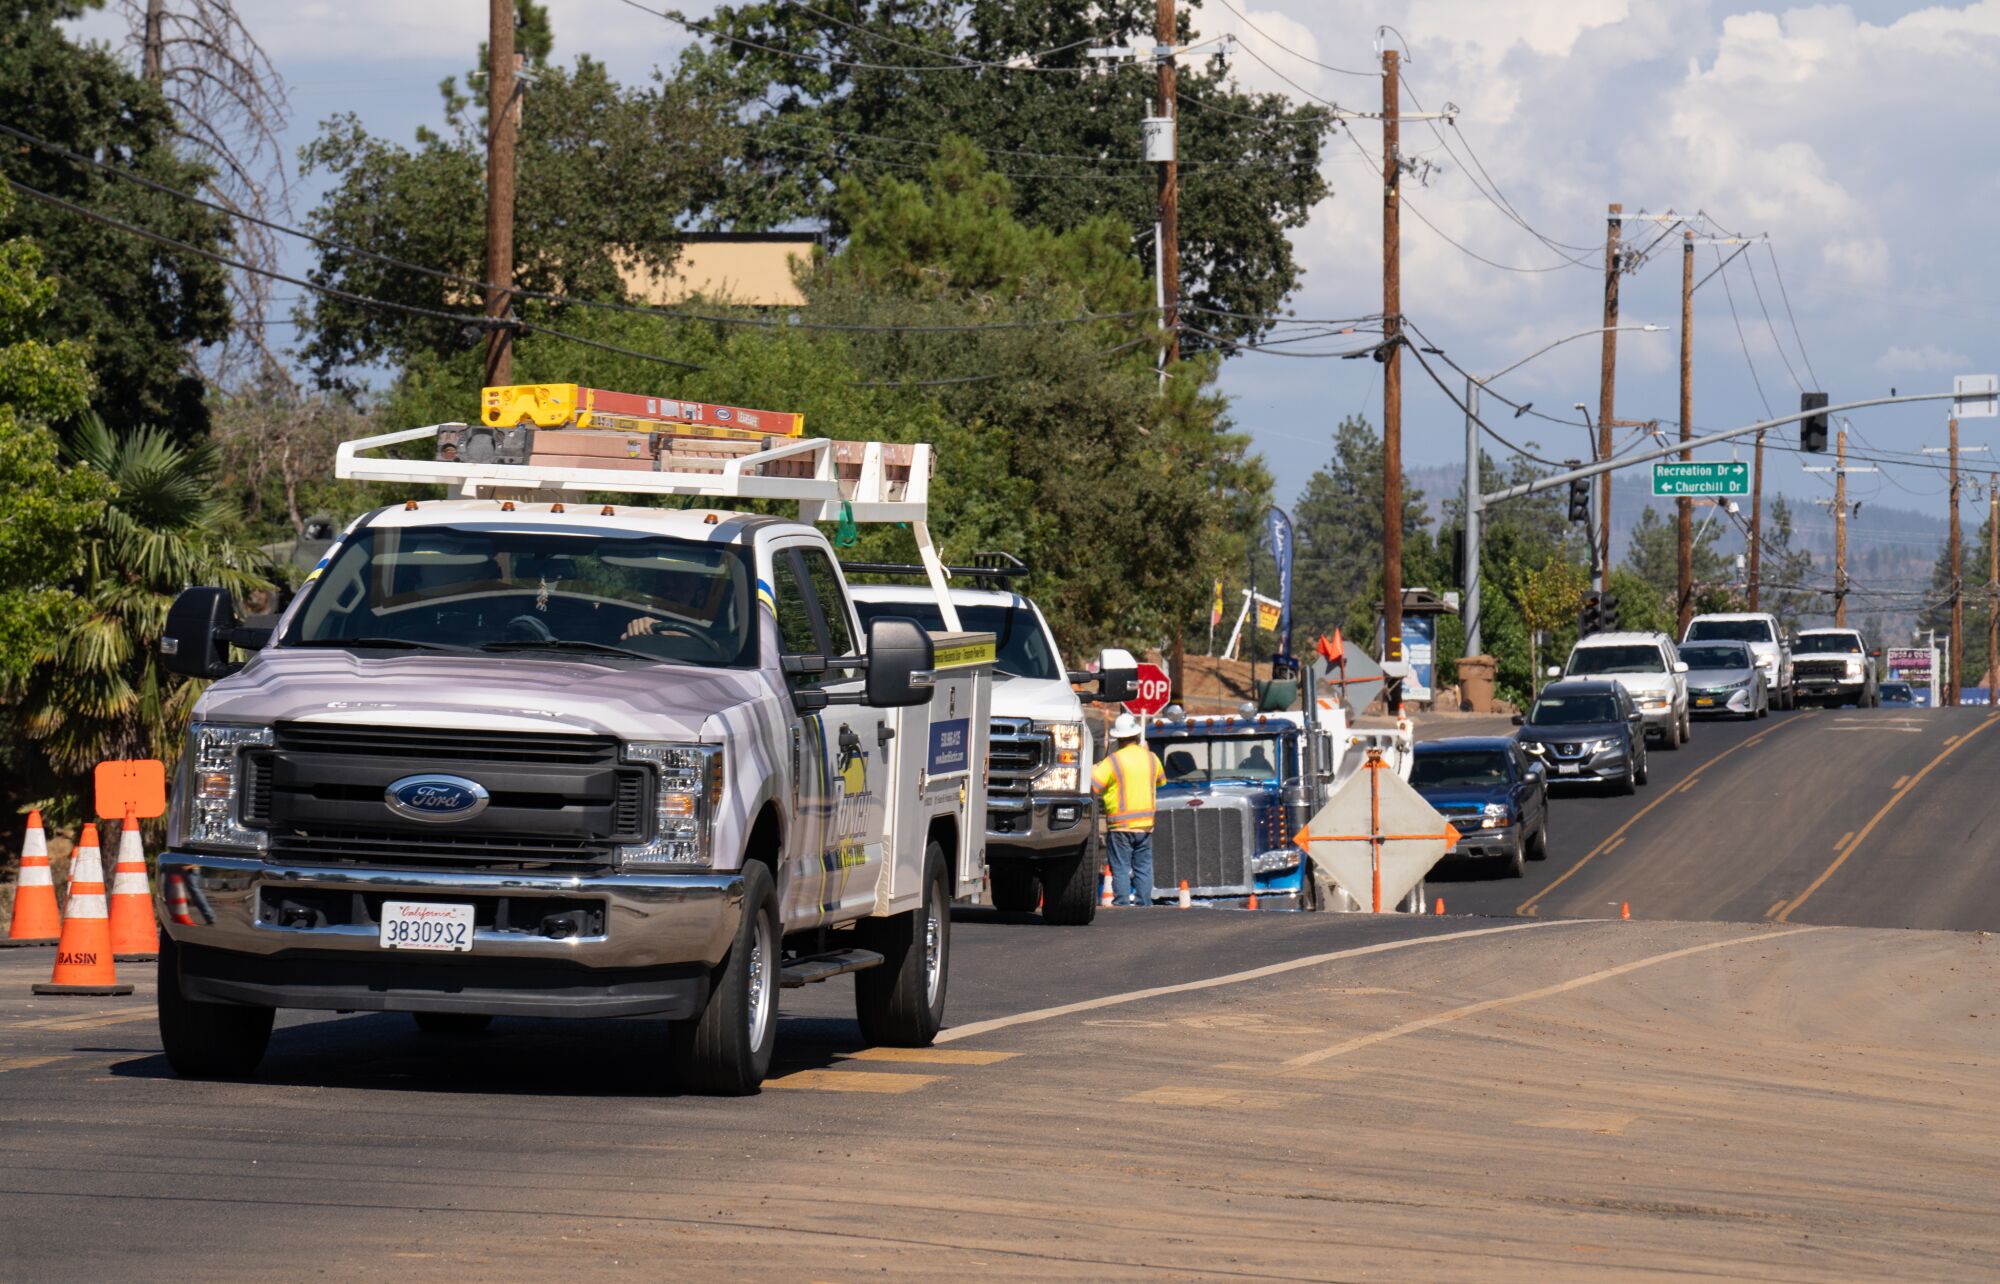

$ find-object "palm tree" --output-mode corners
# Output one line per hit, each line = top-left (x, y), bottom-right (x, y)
(15, 414), (269, 810)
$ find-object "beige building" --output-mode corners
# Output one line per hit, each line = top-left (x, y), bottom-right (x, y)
(619, 232), (821, 308)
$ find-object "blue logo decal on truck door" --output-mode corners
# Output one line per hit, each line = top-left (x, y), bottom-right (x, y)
(929, 718), (969, 774)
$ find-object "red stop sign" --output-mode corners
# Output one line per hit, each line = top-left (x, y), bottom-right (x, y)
(1123, 662), (1172, 716)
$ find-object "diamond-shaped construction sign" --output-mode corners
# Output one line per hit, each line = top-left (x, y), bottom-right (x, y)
(1293, 761), (1459, 912)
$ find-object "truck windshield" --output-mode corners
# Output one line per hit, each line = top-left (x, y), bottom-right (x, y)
(283, 525), (757, 666)
(1567, 645), (1664, 675)
(1795, 633), (1862, 655)
(1529, 695), (1619, 725)
(1154, 736), (1288, 784)
(1679, 643), (1750, 669)
(1687, 618), (1774, 644)
(851, 600), (1058, 680)
(1411, 750), (1508, 788)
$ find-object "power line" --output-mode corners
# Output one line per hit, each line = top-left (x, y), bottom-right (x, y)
(1742, 249), (1806, 393)
(1205, 0), (1377, 78)
(1712, 243), (1775, 419)
(1763, 240), (1822, 390)
(0, 119), (1161, 337)
(1401, 340), (1571, 469)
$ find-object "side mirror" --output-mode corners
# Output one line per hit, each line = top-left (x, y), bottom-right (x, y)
(1095, 647), (1140, 704)
(1673, 660), (1689, 674)
(1510, 713), (1525, 726)
(1627, 709), (1643, 723)
(863, 616), (935, 709)
(1545, 665), (1562, 679)
(161, 587), (266, 679)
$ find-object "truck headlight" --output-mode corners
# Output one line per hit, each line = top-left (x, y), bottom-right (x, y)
(621, 743), (723, 867)
(1757, 654), (1776, 670)
(1481, 802), (1510, 829)
(182, 723), (274, 852)
(1032, 721), (1083, 793)
(1638, 696), (1668, 710)
(1251, 848), (1301, 874)
(1845, 659), (1863, 678)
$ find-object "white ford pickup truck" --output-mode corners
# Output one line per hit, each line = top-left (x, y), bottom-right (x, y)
(153, 387), (994, 1095)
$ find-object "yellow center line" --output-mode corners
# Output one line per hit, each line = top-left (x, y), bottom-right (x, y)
(1275, 928), (1821, 1071)
(1516, 712), (1819, 915)
(1776, 713), (2000, 922)
(0, 1055), (70, 1075)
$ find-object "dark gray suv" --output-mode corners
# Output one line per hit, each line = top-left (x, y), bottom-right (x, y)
(1512, 679), (1649, 795)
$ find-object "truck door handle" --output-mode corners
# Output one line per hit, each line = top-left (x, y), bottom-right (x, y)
(877, 723), (896, 749)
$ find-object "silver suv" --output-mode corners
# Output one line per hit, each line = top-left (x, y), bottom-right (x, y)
(1684, 612), (1793, 710)
(1558, 630), (1691, 749)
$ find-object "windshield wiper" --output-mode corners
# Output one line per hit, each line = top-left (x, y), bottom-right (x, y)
(292, 637), (471, 652)
(479, 638), (658, 660)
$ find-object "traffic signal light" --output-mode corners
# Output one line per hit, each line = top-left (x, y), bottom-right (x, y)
(1567, 476), (1590, 524)
(1801, 391), (1829, 453)
(1451, 526), (1466, 586)
(1600, 592), (1620, 631)
(1579, 590), (1602, 636)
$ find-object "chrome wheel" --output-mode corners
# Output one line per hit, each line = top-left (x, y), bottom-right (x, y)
(922, 893), (944, 1007)
(746, 908), (774, 1050)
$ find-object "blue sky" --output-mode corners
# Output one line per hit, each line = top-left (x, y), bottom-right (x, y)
(62, 1), (2000, 521)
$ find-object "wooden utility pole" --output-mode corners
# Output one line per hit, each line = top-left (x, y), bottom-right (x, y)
(1596, 204), (1622, 595)
(1380, 48), (1404, 669)
(1677, 230), (1694, 631)
(484, 0), (518, 387)
(1949, 417), (1962, 705)
(1748, 431), (1765, 609)
(1156, 0), (1179, 365)
(141, 0), (164, 82)
(1989, 475), (1997, 697)
(1834, 428), (1849, 628)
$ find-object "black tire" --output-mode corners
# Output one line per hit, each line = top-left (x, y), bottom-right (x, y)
(1505, 840), (1526, 879)
(988, 861), (1039, 913)
(671, 860), (779, 1095)
(1298, 863), (1321, 911)
(855, 841), (950, 1046)
(1528, 813), (1549, 861)
(1633, 742), (1649, 786)
(157, 933), (274, 1079)
(1618, 766), (1637, 796)
(1660, 715), (1682, 751)
(412, 1012), (492, 1035)
(1038, 844), (1098, 926)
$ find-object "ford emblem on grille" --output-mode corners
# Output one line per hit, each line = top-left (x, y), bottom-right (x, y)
(384, 774), (490, 823)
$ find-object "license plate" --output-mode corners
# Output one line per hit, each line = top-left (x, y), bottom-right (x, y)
(379, 901), (474, 952)
(1695, 697), (1714, 707)
(1556, 763), (1581, 775)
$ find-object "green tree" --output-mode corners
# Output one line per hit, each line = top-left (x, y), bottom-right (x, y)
(1289, 415), (1428, 651)
(1622, 504), (1732, 626)
(1510, 554), (1588, 696)
(673, 0), (1332, 350)
(1917, 506), (1995, 690)
(0, 0), (232, 440)
(12, 415), (269, 812)
(0, 183), (105, 698)
(299, 17), (732, 382)
(1754, 496), (1823, 634)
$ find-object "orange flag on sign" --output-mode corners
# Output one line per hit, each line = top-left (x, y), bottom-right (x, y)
(1318, 629), (1346, 666)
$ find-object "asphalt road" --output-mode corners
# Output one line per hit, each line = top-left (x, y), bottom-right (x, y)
(1426, 704), (2000, 933)
(1, 911), (1994, 1279)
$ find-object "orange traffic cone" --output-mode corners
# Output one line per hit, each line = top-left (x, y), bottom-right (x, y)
(163, 873), (199, 927)
(108, 805), (157, 962)
(4, 811), (60, 947)
(33, 827), (132, 996)
(1100, 864), (1114, 906)
(1435, 897), (1446, 915)
(1246, 891), (1260, 911)
(1620, 901), (1631, 921)
(64, 823), (100, 902)
(1178, 879), (1191, 909)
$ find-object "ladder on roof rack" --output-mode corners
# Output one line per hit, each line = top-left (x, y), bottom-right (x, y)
(334, 411), (964, 630)
(844, 551), (1030, 592)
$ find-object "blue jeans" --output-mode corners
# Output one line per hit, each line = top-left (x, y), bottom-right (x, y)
(1107, 829), (1154, 907)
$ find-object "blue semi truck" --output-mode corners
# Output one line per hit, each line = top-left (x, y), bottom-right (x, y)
(1141, 705), (1414, 911)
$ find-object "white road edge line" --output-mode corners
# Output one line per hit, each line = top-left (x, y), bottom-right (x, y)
(935, 920), (1578, 1044)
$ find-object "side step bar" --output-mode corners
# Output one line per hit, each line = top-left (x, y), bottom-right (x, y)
(779, 948), (883, 988)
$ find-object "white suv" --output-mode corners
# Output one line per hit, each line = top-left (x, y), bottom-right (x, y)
(1558, 631), (1691, 749)
(1684, 612), (1793, 711)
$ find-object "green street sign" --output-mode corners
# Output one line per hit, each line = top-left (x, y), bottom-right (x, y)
(1652, 460), (1750, 496)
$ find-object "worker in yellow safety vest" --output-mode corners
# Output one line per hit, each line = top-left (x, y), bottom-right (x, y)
(1091, 712), (1164, 907)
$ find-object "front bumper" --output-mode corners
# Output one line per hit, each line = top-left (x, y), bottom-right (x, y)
(986, 793), (1093, 856)
(157, 853), (743, 1018)
(1795, 677), (1866, 701)
(1446, 822), (1522, 861)
(1690, 687), (1754, 716)
(1633, 703), (1677, 734)
(1540, 753), (1629, 784)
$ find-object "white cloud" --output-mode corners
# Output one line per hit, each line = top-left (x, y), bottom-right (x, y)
(1876, 344), (1971, 371)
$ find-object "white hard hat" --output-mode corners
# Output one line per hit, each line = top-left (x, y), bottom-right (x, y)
(1111, 712), (1144, 739)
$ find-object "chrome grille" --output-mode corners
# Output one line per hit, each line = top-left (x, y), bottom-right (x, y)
(988, 717), (1048, 801)
(1150, 803), (1251, 895)
(1794, 658), (1852, 679)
